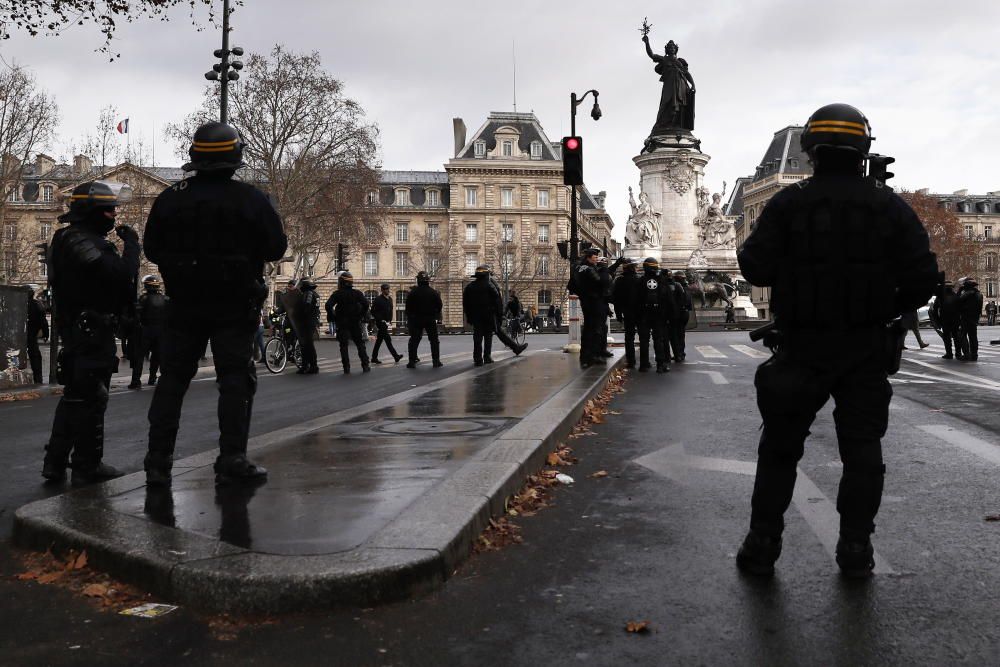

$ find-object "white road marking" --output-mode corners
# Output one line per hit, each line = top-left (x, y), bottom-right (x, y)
(729, 344), (770, 359)
(634, 444), (894, 573)
(902, 358), (1000, 389)
(896, 370), (997, 391)
(696, 345), (727, 359)
(693, 370), (729, 385)
(917, 424), (1000, 466)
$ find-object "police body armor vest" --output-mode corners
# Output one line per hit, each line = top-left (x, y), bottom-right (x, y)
(642, 274), (662, 308)
(772, 177), (895, 328)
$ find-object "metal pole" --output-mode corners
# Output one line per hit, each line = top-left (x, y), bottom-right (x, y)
(219, 0), (231, 124)
(47, 298), (57, 384)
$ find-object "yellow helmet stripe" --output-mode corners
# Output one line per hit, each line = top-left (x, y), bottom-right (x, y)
(806, 126), (868, 137)
(71, 193), (117, 200)
(192, 145), (239, 152)
(808, 119), (867, 129)
(193, 139), (238, 148)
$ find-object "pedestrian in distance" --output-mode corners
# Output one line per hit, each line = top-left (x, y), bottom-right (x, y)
(42, 180), (140, 486)
(554, 305), (563, 328)
(899, 309), (929, 350)
(128, 274), (168, 389)
(986, 300), (997, 326)
(612, 257), (640, 368)
(294, 277), (321, 374)
(735, 103), (938, 579)
(26, 287), (49, 384)
(325, 271), (371, 374)
(725, 303), (736, 324)
(957, 277), (983, 361)
(143, 121), (287, 487)
(463, 265), (503, 366)
(934, 278), (963, 359)
(635, 257), (674, 373)
(370, 283), (403, 364)
(547, 304), (556, 330)
(669, 271), (692, 361)
(486, 272), (528, 356)
(406, 271), (443, 368)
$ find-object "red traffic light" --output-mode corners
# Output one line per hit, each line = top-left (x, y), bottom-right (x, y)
(565, 137), (580, 151)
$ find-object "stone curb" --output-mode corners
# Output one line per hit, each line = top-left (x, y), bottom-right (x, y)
(13, 351), (624, 614)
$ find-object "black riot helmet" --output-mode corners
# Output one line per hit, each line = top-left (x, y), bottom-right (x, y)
(474, 264), (491, 279)
(800, 103), (873, 156)
(58, 180), (132, 224)
(642, 256), (660, 275)
(142, 274), (162, 291)
(337, 271), (353, 289)
(622, 258), (637, 273)
(183, 121), (245, 173)
(299, 277), (317, 290)
(416, 271), (431, 286)
(380, 283), (390, 292)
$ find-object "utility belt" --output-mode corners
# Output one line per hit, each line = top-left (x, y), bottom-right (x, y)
(56, 311), (119, 383)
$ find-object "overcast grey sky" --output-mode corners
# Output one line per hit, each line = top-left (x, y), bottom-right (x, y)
(3, 0), (999, 239)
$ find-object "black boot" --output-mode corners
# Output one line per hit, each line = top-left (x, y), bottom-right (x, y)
(71, 462), (124, 487)
(41, 456), (68, 483)
(836, 537), (875, 578)
(214, 454), (268, 486)
(736, 530), (782, 577)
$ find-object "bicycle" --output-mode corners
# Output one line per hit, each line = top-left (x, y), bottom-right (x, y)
(504, 316), (526, 346)
(264, 312), (305, 374)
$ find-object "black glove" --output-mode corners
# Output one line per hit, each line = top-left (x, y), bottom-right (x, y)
(115, 225), (139, 245)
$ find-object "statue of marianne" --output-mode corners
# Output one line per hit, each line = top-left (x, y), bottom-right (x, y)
(642, 32), (696, 134)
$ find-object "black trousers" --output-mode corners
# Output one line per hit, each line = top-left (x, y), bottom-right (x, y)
(670, 312), (689, 360)
(408, 319), (440, 363)
(131, 325), (163, 385)
(294, 319), (318, 370)
(638, 318), (668, 368)
(750, 330), (890, 541)
(45, 325), (116, 471)
(27, 335), (43, 383)
(472, 322), (495, 362)
(621, 317), (637, 366)
(493, 315), (520, 352)
(337, 321), (369, 370)
(939, 321), (962, 356)
(580, 298), (603, 363)
(960, 317), (979, 358)
(146, 322), (256, 469)
(371, 321), (399, 360)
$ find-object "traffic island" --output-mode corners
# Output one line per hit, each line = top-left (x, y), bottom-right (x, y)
(14, 349), (624, 613)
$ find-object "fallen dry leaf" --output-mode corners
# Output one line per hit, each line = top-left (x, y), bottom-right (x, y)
(590, 470), (608, 479)
(82, 583), (109, 598)
(37, 571), (64, 584)
(72, 551), (88, 570)
(625, 621), (651, 634)
(546, 452), (561, 466)
(15, 571), (39, 581)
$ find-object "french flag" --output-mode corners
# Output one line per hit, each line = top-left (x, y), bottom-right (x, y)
(116, 118), (129, 134)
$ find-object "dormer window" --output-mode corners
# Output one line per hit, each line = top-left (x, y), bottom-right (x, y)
(502, 140), (513, 157)
(394, 188), (410, 206)
(426, 189), (440, 207)
(530, 141), (542, 159)
(474, 141), (486, 158)
(366, 190), (378, 205)
(41, 184), (53, 203)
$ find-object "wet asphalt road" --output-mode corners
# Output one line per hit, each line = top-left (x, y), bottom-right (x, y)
(4, 330), (1000, 665)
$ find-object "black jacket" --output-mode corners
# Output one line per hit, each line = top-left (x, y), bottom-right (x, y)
(405, 284), (442, 324)
(371, 293), (393, 323)
(325, 287), (369, 325)
(27, 298), (49, 339)
(575, 262), (603, 302)
(959, 287), (984, 321)
(137, 290), (168, 328)
(612, 271), (641, 319)
(464, 277), (503, 326)
(144, 173), (287, 321)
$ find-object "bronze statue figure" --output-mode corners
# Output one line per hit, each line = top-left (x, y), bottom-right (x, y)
(641, 20), (695, 135)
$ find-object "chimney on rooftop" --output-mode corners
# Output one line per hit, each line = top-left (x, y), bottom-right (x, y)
(453, 118), (467, 158)
(35, 153), (54, 175)
(953, 188), (969, 196)
(73, 154), (93, 176)
(594, 191), (607, 208)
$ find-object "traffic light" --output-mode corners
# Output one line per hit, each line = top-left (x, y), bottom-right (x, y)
(556, 240), (569, 260)
(35, 242), (48, 263)
(562, 136), (583, 186)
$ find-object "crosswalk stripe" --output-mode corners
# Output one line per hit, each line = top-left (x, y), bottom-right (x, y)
(729, 344), (770, 359)
(917, 424), (1000, 466)
(695, 345), (727, 359)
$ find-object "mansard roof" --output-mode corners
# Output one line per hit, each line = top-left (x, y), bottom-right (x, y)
(380, 170), (448, 185)
(725, 176), (752, 217)
(456, 111), (561, 161)
(751, 125), (810, 183)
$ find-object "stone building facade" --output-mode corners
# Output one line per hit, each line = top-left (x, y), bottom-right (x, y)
(929, 189), (1000, 300)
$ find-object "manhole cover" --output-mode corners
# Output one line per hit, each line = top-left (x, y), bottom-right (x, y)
(373, 419), (502, 436)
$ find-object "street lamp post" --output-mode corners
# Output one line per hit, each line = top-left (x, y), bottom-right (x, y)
(204, 0), (244, 123)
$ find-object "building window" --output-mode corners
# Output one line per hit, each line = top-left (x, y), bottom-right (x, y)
(501, 187), (514, 208)
(41, 185), (53, 203)
(465, 252), (478, 276)
(395, 290), (407, 325)
(426, 189), (440, 207)
(500, 253), (514, 275)
(395, 251), (409, 277)
(538, 289), (552, 306)
(365, 223), (380, 243)
(474, 141), (486, 158)
(537, 223), (550, 243)
(502, 140), (513, 157)
(985, 226), (993, 240)
(537, 189), (549, 208)
(394, 189), (410, 206)
(427, 223), (440, 242)
(39, 222), (51, 240)
(537, 255), (550, 276)
(396, 222), (409, 243)
(427, 253), (441, 275)
(6, 188), (17, 202)
(501, 223), (514, 242)
(530, 141), (542, 159)
(465, 223), (478, 242)
(987, 254), (997, 271)
(989, 282), (997, 298)
(38, 260), (47, 277)
(3, 223), (15, 242)
(366, 190), (379, 205)
(364, 251), (378, 276)
(965, 224), (975, 240)
(465, 187), (477, 207)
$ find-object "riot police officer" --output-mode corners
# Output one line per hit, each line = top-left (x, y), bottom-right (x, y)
(957, 278), (983, 361)
(736, 103), (938, 578)
(464, 265), (503, 366)
(635, 257), (674, 373)
(129, 274), (167, 389)
(933, 278), (962, 359)
(370, 283), (403, 364)
(406, 271), (443, 368)
(294, 277), (320, 374)
(325, 271), (370, 373)
(143, 122), (287, 486)
(612, 258), (640, 368)
(26, 287), (49, 383)
(575, 248), (604, 368)
(669, 271), (692, 361)
(43, 180), (140, 485)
